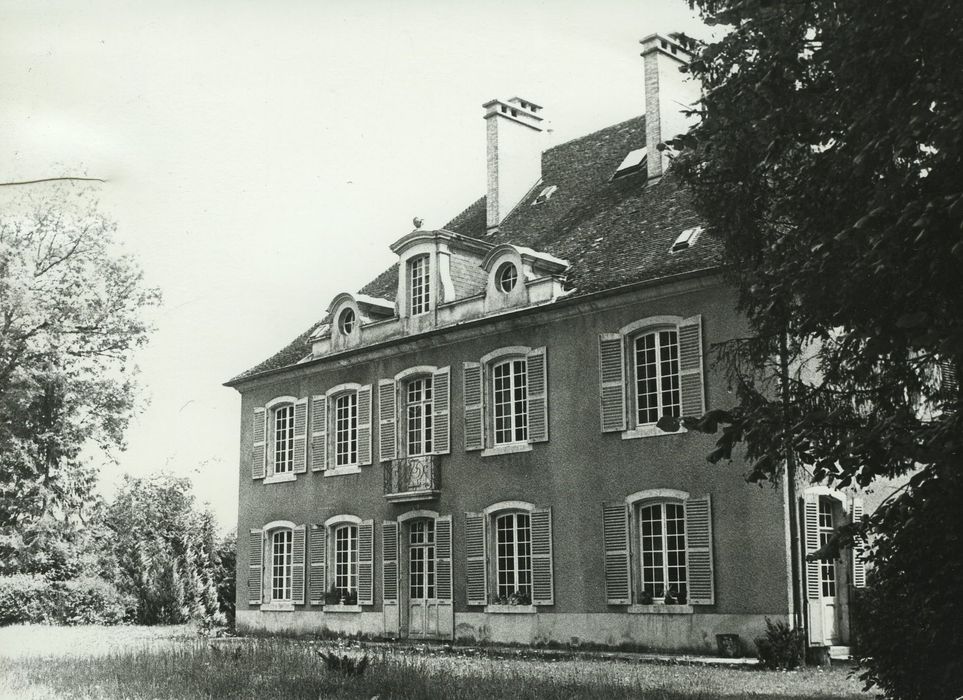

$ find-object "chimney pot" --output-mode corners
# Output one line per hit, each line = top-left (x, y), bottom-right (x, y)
(484, 97), (545, 231)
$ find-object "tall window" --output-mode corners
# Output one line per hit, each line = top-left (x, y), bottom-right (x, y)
(634, 329), (681, 425)
(335, 392), (358, 466)
(271, 529), (293, 601)
(273, 404), (295, 473)
(408, 520), (435, 600)
(818, 499), (836, 597)
(639, 501), (687, 599)
(495, 512), (532, 599)
(492, 359), (528, 444)
(409, 255), (430, 316)
(406, 377), (433, 455)
(334, 524), (358, 596)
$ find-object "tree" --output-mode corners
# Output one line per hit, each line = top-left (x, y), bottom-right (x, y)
(0, 185), (160, 576)
(666, 1), (963, 697)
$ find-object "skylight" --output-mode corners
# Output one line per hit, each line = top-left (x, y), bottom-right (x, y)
(671, 226), (703, 252)
(532, 184), (557, 205)
(612, 147), (647, 179)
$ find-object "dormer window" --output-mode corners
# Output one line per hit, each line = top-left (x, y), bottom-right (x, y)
(338, 308), (356, 335)
(497, 263), (518, 293)
(612, 147), (647, 179)
(408, 255), (430, 316)
(671, 226), (703, 252)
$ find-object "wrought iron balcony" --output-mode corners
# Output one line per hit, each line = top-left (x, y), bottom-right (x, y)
(383, 455), (440, 502)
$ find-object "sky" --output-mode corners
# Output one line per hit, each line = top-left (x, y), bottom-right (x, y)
(1, 0), (708, 532)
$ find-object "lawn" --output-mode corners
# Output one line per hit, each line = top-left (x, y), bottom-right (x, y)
(0, 625), (870, 700)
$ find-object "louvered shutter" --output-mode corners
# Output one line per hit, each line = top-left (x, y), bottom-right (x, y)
(436, 515), (453, 601)
(678, 315), (706, 418)
(530, 507), (554, 605)
(851, 498), (867, 589)
(803, 493), (825, 645)
(463, 362), (484, 451)
(378, 380), (397, 462)
(465, 512), (487, 605)
(684, 494), (715, 604)
(248, 529), (263, 605)
(357, 385), (373, 466)
(357, 520), (374, 605)
(602, 501), (631, 604)
(310, 395), (327, 472)
(252, 407), (267, 479)
(382, 521), (400, 635)
(432, 367), (451, 454)
(526, 348), (549, 443)
(599, 334), (626, 432)
(292, 399), (308, 474)
(308, 524), (326, 606)
(291, 525), (306, 604)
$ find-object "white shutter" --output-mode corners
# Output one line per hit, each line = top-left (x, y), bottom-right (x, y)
(378, 379), (397, 462)
(252, 407), (267, 479)
(851, 497), (867, 589)
(291, 525), (306, 604)
(803, 492), (825, 645)
(465, 512), (487, 605)
(310, 395), (327, 472)
(382, 521), (400, 636)
(598, 334), (626, 432)
(292, 398), (308, 474)
(526, 348), (548, 443)
(530, 507), (554, 605)
(602, 501), (631, 604)
(435, 515), (453, 602)
(357, 385), (373, 466)
(678, 315), (706, 417)
(684, 494), (715, 605)
(463, 362), (484, 451)
(357, 519), (374, 605)
(308, 524), (326, 606)
(432, 367), (451, 454)
(248, 529), (263, 605)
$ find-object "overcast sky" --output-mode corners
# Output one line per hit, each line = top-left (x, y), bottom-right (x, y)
(1, 1), (708, 531)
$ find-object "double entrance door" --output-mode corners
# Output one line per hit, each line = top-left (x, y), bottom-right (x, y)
(403, 519), (443, 639)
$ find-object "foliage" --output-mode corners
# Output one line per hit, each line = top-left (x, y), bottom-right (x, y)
(0, 573), (130, 625)
(317, 649), (370, 676)
(106, 473), (224, 626)
(667, 0), (963, 693)
(754, 618), (804, 671)
(0, 574), (51, 625)
(214, 529), (236, 628)
(0, 184), (160, 578)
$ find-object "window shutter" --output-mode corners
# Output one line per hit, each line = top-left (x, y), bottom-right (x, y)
(433, 367), (451, 454)
(378, 380), (397, 462)
(678, 315), (706, 418)
(530, 507), (554, 605)
(803, 493), (821, 601)
(291, 525), (306, 604)
(602, 501), (631, 604)
(358, 385), (373, 466)
(382, 521), (400, 636)
(310, 395), (327, 472)
(435, 515), (453, 602)
(463, 362), (484, 451)
(248, 529), (263, 605)
(252, 407), (267, 479)
(598, 334), (626, 432)
(357, 519), (374, 605)
(851, 497), (867, 589)
(292, 398), (308, 474)
(465, 512), (487, 605)
(684, 494), (715, 605)
(526, 348), (549, 443)
(308, 524), (327, 606)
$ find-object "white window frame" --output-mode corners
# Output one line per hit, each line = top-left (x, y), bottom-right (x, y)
(408, 254), (430, 316)
(264, 396), (298, 483)
(405, 375), (434, 457)
(333, 391), (358, 468)
(408, 518), (436, 601)
(491, 357), (528, 446)
(493, 511), (533, 601)
(632, 328), (681, 427)
(333, 523), (358, 597)
(637, 500), (688, 602)
(260, 519), (297, 611)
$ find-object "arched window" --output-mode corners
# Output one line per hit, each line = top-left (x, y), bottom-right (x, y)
(637, 499), (687, 600)
(269, 527), (294, 602)
(333, 391), (359, 467)
(272, 403), (296, 474)
(405, 375), (433, 456)
(632, 328), (681, 426)
(408, 254), (430, 316)
(494, 511), (532, 601)
(333, 523), (358, 597)
(491, 357), (528, 445)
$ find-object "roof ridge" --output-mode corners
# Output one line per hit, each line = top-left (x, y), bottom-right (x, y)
(542, 114), (645, 154)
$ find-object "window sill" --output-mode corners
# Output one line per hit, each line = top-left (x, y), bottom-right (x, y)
(627, 604), (694, 614)
(324, 466), (361, 477)
(324, 604), (362, 613)
(260, 602), (295, 612)
(263, 473), (297, 484)
(485, 604), (536, 614)
(481, 443), (533, 458)
(621, 425), (687, 440)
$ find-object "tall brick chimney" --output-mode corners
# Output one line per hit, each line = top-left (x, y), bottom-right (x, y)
(483, 97), (545, 232)
(640, 34), (700, 181)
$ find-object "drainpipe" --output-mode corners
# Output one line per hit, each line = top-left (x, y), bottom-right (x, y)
(780, 331), (805, 639)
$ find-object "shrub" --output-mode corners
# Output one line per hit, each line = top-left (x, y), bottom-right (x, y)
(0, 574), (130, 626)
(0, 574), (55, 625)
(754, 617), (804, 670)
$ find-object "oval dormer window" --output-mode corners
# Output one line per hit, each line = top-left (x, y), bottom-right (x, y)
(497, 262), (518, 293)
(338, 308), (356, 335)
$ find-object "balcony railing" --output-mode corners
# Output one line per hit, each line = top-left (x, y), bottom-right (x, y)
(383, 455), (440, 502)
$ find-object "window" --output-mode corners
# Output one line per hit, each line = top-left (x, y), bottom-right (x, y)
(670, 226), (703, 252)
(338, 307), (355, 334)
(634, 329), (681, 426)
(248, 522), (305, 609)
(271, 529), (293, 601)
(495, 512), (532, 600)
(612, 147), (647, 179)
(638, 501), (687, 600)
(406, 376), (433, 456)
(252, 397), (307, 481)
(409, 519), (435, 600)
(334, 524), (358, 596)
(492, 358), (528, 444)
(818, 498), (836, 598)
(335, 392), (358, 466)
(409, 255), (430, 316)
(272, 404), (295, 474)
(497, 262), (518, 293)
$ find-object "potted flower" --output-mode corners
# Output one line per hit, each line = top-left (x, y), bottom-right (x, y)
(325, 584), (341, 605)
(508, 590), (531, 606)
(639, 590), (654, 605)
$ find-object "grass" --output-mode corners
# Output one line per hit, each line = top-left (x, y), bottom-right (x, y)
(0, 625), (870, 700)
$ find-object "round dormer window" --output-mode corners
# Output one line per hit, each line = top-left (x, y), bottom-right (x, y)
(338, 308), (356, 335)
(497, 262), (518, 293)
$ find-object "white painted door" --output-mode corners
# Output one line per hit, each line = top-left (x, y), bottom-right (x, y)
(406, 519), (440, 639)
(817, 499), (842, 645)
